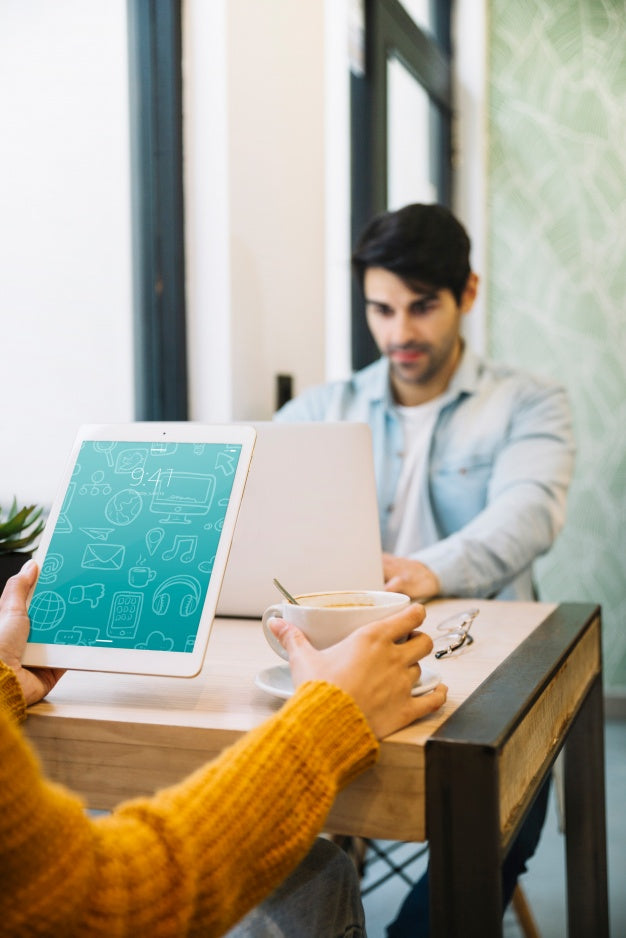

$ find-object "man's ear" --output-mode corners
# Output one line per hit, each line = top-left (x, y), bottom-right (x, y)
(460, 272), (479, 314)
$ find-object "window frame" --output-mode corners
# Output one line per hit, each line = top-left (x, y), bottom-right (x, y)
(350, 0), (453, 370)
(127, 0), (188, 420)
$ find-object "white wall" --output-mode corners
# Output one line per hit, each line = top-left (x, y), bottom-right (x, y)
(1, 0), (486, 507)
(182, 0), (487, 427)
(1, 0), (349, 510)
(183, 0), (233, 422)
(185, 0), (345, 423)
(228, 0), (326, 417)
(0, 0), (133, 508)
(452, 0), (487, 352)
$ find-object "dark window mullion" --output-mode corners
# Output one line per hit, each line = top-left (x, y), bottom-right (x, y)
(378, 0), (452, 109)
(127, 0), (187, 420)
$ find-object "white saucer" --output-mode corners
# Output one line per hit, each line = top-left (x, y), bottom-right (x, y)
(254, 664), (442, 701)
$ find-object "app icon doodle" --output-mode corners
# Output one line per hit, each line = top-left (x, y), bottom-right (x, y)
(28, 439), (243, 653)
(30, 591), (66, 630)
(105, 489), (143, 526)
(39, 553), (64, 584)
(69, 584), (105, 608)
(82, 543), (125, 571)
(145, 527), (165, 556)
(107, 591), (143, 639)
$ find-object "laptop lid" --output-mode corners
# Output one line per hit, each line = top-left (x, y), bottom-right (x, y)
(216, 422), (384, 618)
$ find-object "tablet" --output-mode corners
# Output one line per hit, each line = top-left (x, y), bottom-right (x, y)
(23, 423), (255, 676)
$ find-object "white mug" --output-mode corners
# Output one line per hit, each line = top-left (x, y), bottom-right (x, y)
(262, 589), (410, 661)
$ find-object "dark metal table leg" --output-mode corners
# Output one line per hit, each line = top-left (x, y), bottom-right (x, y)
(425, 604), (606, 938)
(564, 674), (610, 938)
(427, 743), (503, 938)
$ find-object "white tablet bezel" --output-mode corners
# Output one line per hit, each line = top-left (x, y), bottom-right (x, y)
(23, 423), (256, 677)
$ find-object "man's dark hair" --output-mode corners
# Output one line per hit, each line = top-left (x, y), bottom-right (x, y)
(351, 203), (471, 304)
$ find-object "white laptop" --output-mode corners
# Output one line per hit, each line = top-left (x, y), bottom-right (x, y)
(216, 422), (384, 618)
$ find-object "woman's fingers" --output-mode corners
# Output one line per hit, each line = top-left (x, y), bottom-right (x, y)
(365, 603), (427, 643)
(411, 683), (448, 718)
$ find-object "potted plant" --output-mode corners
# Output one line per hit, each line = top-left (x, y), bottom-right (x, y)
(0, 499), (45, 591)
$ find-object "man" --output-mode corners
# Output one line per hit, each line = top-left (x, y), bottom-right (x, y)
(275, 203), (575, 935)
(276, 202), (574, 604)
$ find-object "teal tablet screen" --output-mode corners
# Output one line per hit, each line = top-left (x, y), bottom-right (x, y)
(28, 440), (242, 653)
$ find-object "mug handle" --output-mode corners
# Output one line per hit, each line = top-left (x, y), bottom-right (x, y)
(261, 604), (289, 660)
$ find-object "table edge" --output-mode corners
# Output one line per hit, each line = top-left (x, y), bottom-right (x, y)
(426, 601), (601, 750)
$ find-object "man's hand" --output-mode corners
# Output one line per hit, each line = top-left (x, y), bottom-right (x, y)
(268, 603), (447, 739)
(0, 560), (65, 705)
(383, 553), (440, 602)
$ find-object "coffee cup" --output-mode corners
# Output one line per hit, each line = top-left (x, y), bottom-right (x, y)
(261, 589), (410, 661)
(128, 566), (157, 588)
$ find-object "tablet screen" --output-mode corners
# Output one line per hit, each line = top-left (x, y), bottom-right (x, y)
(28, 439), (244, 656)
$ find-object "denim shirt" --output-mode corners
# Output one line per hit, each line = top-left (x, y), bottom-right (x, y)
(275, 348), (575, 600)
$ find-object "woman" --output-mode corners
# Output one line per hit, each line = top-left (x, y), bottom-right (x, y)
(0, 560), (446, 937)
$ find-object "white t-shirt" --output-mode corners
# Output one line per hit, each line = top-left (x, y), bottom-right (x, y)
(384, 398), (442, 556)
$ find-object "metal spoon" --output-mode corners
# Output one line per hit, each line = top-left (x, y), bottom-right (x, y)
(273, 578), (300, 605)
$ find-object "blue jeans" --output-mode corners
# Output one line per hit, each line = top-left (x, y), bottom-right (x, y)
(226, 837), (367, 937)
(386, 778), (551, 937)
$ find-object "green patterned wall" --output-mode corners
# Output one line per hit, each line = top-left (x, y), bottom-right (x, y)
(487, 0), (626, 691)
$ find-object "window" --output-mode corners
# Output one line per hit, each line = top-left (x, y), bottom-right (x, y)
(350, 0), (453, 369)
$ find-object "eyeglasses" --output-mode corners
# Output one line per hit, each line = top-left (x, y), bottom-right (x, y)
(433, 607), (479, 659)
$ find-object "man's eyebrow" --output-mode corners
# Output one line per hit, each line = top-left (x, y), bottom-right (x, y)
(364, 297), (391, 306)
(364, 290), (439, 306)
(411, 289), (439, 302)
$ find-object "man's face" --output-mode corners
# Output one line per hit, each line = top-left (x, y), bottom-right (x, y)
(364, 267), (477, 405)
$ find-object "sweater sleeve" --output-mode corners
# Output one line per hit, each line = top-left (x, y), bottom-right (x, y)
(0, 661), (378, 938)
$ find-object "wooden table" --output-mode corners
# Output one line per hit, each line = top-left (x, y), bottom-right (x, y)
(23, 599), (608, 938)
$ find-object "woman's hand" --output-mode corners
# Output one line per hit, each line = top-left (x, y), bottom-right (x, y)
(0, 560), (65, 705)
(268, 603), (447, 739)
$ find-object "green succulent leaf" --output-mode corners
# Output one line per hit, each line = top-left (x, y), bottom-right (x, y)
(0, 508), (37, 536)
(0, 501), (45, 554)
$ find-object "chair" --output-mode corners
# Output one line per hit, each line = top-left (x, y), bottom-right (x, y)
(335, 836), (542, 938)
(511, 883), (541, 938)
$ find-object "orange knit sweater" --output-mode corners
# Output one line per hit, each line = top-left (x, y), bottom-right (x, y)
(0, 660), (378, 937)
